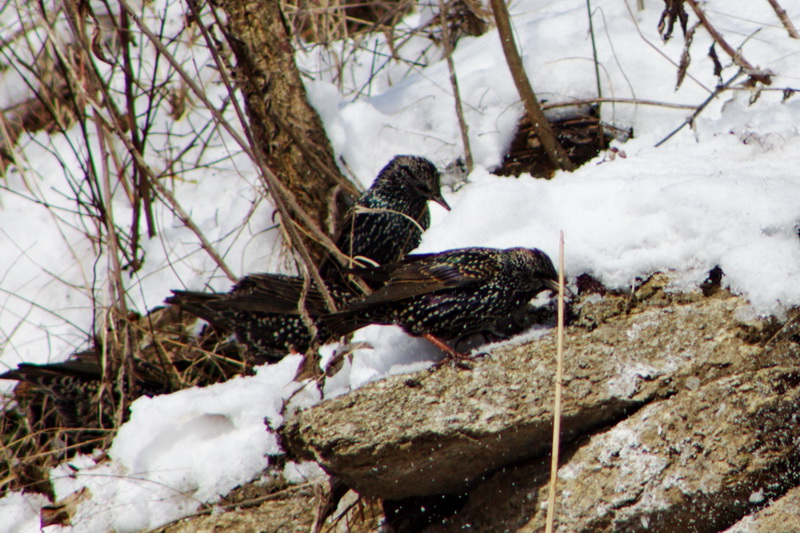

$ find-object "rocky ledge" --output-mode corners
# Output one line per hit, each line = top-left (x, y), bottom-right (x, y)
(277, 274), (800, 532)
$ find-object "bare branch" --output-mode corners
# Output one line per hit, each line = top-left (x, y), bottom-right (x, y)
(766, 0), (800, 39)
(438, 0), (473, 173)
(685, 0), (772, 85)
(489, 0), (575, 172)
(655, 69), (743, 147)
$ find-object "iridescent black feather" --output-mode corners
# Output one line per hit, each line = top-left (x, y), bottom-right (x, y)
(322, 247), (559, 343)
(167, 274), (345, 360)
(167, 155), (449, 359)
(0, 352), (174, 449)
(324, 155), (449, 277)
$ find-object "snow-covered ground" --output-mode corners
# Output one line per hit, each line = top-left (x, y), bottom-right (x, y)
(3, 0), (800, 530)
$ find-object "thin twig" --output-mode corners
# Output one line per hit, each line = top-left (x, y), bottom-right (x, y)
(133, 0), (353, 310)
(43, 0), (237, 282)
(766, 0), (800, 38)
(542, 96), (696, 110)
(117, 0), (335, 252)
(545, 230), (566, 533)
(42, 15), (240, 283)
(655, 68), (743, 147)
(119, 4), (155, 253)
(146, 482), (315, 532)
(94, 118), (128, 315)
(585, 0), (604, 145)
(586, 0), (603, 104)
(622, 0), (711, 94)
(438, 0), (473, 173)
(685, 0), (765, 80)
(147, 175), (239, 282)
(268, 110), (360, 199)
(184, 0), (338, 310)
(489, 0), (574, 172)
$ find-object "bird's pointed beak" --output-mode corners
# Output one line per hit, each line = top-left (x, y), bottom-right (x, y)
(432, 193), (451, 211)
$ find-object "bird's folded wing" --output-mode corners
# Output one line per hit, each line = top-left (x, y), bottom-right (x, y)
(348, 255), (485, 306)
(231, 273), (330, 315)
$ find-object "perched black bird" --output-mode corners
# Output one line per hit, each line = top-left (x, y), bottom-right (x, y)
(167, 155), (450, 359)
(0, 352), (177, 497)
(322, 247), (560, 360)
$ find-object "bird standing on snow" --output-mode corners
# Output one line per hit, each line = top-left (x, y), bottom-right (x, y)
(322, 247), (560, 361)
(167, 155), (450, 360)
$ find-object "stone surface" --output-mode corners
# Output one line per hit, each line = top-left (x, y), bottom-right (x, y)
(157, 479), (383, 533)
(724, 485), (800, 533)
(523, 366), (800, 532)
(281, 279), (770, 500)
(425, 366), (800, 532)
(161, 280), (800, 532)
(159, 484), (317, 533)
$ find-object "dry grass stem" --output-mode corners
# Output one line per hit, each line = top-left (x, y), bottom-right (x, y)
(438, 0), (473, 173)
(545, 231), (566, 532)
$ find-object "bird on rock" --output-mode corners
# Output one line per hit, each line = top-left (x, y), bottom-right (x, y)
(321, 247), (560, 362)
(167, 155), (450, 359)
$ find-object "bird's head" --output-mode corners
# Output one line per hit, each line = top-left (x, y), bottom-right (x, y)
(509, 247), (565, 295)
(380, 155), (451, 211)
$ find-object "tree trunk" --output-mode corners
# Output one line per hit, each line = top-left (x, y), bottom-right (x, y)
(217, 0), (360, 263)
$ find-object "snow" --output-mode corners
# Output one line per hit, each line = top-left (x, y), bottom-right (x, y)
(34, 356), (305, 532)
(3, 0), (800, 530)
(0, 492), (50, 533)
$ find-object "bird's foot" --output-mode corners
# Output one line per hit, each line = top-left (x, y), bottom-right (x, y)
(423, 334), (486, 370)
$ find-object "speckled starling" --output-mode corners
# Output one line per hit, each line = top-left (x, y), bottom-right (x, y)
(0, 352), (173, 448)
(167, 273), (344, 361)
(324, 155), (450, 277)
(322, 247), (560, 359)
(167, 155), (450, 359)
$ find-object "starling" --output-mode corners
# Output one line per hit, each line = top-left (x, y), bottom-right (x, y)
(324, 155), (450, 278)
(0, 352), (173, 448)
(167, 273), (345, 361)
(167, 155), (450, 359)
(322, 247), (560, 360)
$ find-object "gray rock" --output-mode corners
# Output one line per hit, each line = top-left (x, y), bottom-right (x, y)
(524, 366), (800, 532)
(426, 365), (800, 532)
(281, 279), (770, 501)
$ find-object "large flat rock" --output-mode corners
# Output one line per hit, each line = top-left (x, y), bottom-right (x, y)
(281, 281), (769, 500)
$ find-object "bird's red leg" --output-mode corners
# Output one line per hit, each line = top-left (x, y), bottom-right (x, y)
(422, 333), (478, 366)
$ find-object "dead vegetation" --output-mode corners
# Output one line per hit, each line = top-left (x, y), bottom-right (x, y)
(0, 305), (263, 500)
(494, 106), (631, 178)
